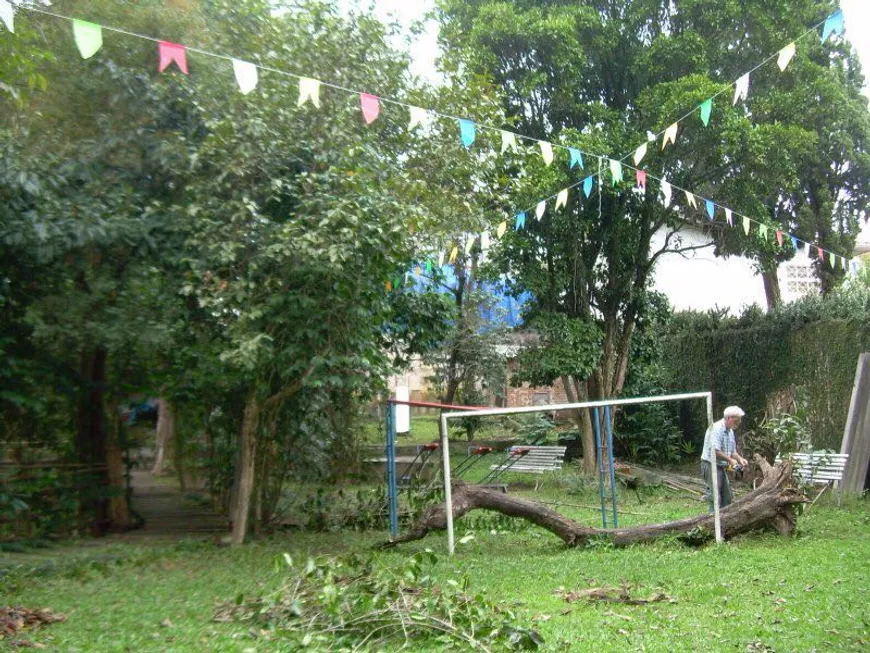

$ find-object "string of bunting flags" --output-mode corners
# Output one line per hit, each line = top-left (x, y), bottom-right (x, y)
(1, 3), (861, 277)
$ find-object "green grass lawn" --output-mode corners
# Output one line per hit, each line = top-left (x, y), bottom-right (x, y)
(3, 490), (869, 651)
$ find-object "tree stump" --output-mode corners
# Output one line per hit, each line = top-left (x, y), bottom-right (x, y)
(379, 455), (806, 548)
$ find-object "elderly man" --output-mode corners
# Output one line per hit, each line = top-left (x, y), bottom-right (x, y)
(701, 406), (749, 510)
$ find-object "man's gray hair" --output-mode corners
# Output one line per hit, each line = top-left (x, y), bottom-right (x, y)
(723, 405), (745, 418)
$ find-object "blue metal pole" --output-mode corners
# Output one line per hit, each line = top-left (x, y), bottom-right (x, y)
(593, 407), (607, 528)
(386, 402), (398, 536)
(604, 406), (619, 528)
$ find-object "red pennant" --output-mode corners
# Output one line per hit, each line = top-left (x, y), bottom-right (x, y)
(776, 230), (783, 247)
(158, 41), (188, 74)
(360, 93), (380, 124)
(636, 169), (647, 192)
(817, 246), (825, 262)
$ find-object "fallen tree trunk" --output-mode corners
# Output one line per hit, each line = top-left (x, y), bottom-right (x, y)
(379, 455), (806, 548)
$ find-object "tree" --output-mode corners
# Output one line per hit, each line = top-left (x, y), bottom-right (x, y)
(436, 0), (868, 471)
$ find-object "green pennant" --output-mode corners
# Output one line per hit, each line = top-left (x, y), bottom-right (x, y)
(73, 20), (103, 59)
(699, 99), (712, 127)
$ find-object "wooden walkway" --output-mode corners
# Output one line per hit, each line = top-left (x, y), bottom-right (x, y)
(125, 469), (227, 538)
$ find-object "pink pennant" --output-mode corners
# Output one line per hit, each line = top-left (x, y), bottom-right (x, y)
(636, 169), (647, 192)
(158, 41), (188, 74)
(360, 93), (380, 124)
(776, 230), (783, 247)
(817, 246), (825, 262)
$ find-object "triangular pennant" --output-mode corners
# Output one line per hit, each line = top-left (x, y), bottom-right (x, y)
(633, 143), (647, 166)
(73, 20), (103, 59)
(408, 106), (428, 130)
(821, 9), (845, 43)
(0, 0), (14, 33)
(500, 131), (518, 154)
(438, 251), (445, 267)
(733, 73), (750, 105)
(705, 199), (715, 220)
(609, 159), (623, 185)
(385, 280), (393, 291)
(414, 265), (422, 278)
(776, 230), (784, 247)
(539, 141), (554, 166)
(481, 231), (491, 252)
(851, 261), (858, 274)
(464, 236), (476, 255)
(790, 235), (798, 250)
(583, 176), (593, 198)
(497, 221), (507, 238)
(569, 148), (584, 169)
(742, 216), (751, 235)
(684, 191), (697, 209)
(829, 252), (837, 269)
(535, 201), (546, 220)
(555, 189), (569, 210)
(662, 122), (679, 149)
(699, 99), (712, 126)
(759, 224), (769, 239)
(360, 93), (380, 124)
(636, 169), (647, 192)
(841, 257), (848, 272)
(817, 246), (825, 262)
(425, 259), (433, 273)
(449, 246), (458, 264)
(777, 42), (796, 71)
(232, 59), (258, 95)
(660, 180), (672, 207)
(158, 41), (188, 74)
(725, 208), (733, 227)
(459, 119), (476, 148)
(298, 77), (321, 108)
(515, 212), (526, 230)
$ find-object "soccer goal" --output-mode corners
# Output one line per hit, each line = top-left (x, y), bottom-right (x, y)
(435, 391), (720, 555)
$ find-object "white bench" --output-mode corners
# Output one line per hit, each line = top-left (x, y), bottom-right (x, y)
(775, 451), (849, 504)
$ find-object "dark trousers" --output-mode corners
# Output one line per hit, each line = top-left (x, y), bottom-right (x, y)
(701, 461), (732, 511)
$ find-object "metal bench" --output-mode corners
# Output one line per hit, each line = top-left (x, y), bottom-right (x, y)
(480, 445), (567, 490)
(775, 451), (849, 504)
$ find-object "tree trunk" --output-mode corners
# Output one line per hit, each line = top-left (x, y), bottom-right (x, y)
(762, 268), (782, 310)
(75, 346), (110, 535)
(105, 406), (134, 531)
(151, 398), (175, 476)
(380, 456), (805, 549)
(230, 394), (260, 545)
(560, 375), (596, 475)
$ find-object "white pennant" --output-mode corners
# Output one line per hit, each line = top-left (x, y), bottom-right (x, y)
(539, 141), (554, 166)
(660, 180), (672, 207)
(684, 191), (697, 208)
(232, 59), (258, 95)
(777, 42), (796, 71)
(733, 73), (750, 105)
(298, 77), (321, 108)
(662, 122), (679, 149)
(0, 0), (14, 32)
(408, 106), (428, 130)
(633, 143), (647, 166)
(536, 201), (546, 220)
(555, 188), (568, 210)
(725, 208), (733, 226)
(438, 251), (445, 268)
(481, 231), (491, 252)
(465, 236), (475, 255)
(500, 131), (518, 154)
(646, 130), (657, 142)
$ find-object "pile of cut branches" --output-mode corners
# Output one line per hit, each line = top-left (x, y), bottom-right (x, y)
(1, 606), (66, 643)
(215, 551), (542, 651)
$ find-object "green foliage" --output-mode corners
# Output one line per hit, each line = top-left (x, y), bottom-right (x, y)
(742, 411), (813, 463)
(662, 288), (870, 450)
(218, 551), (543, 650)
(513, 313), (602, 387)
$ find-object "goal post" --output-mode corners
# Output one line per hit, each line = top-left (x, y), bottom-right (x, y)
(438, 391), (719, 555)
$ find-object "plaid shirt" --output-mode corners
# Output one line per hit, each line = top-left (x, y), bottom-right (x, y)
(701, 419), (737, 465)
